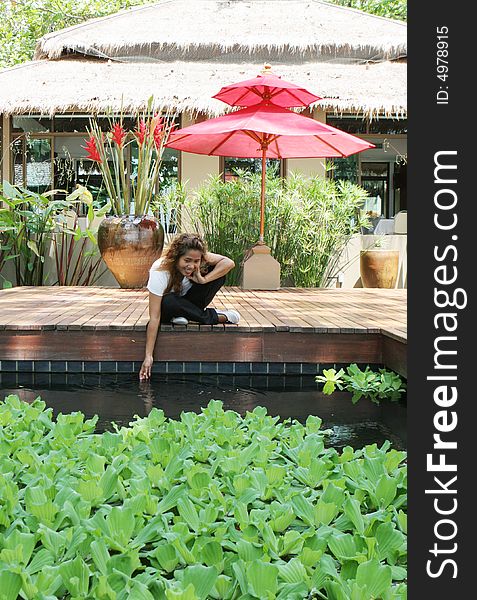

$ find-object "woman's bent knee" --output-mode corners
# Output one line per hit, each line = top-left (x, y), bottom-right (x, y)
(161, 293), (181, 316)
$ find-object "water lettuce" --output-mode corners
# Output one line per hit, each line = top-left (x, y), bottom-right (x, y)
(0, 395), (407, 599)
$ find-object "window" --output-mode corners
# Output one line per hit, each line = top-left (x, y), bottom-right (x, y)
(327, 114), (407, 219)
(10, 113), (180, 205)
(12, 116), (51, 133)
(360, 162), (390, 218)
(12, 136), (53, 195)
(329, 155), (359, 184)
(326, 115), (368, 134)
(326, 114), (407, 135)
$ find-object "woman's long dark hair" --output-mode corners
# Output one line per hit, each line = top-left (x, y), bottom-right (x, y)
(159, 233), (207, 294)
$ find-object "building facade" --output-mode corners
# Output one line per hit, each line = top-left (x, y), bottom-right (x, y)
(0, 0), (407, 287)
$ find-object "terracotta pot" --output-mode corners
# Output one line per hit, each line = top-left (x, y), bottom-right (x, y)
(98, 215), (164, 288)
(360, 249), (399, 288)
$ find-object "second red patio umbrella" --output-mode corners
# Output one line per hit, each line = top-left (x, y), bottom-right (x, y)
(167, 101), (374, 243)
(212, 64), (322, 108)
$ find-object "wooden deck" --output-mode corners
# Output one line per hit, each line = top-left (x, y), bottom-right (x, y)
(0, 287), (407, 375)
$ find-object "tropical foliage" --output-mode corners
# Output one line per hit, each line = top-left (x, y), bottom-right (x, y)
(0, 181), (107, 287)
(329, 1), (406, 20)
(0, 1), (151, 68)
(316, 364), (407, 404)
(0, 395), (407, 599)
(184, 172), (369, 287)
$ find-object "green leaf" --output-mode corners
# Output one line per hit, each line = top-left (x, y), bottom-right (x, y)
(99, 465), (119, 500)
(246, 560), (279, 599)
(291, 494), (315, 526)
(269, 506), (295, 533)
(276, 582), (309, 599)
(26, 548), (54, 575)
(182, 565), (218, 600)
(396, 509), (407, 534)
(188, 470), (211, 490)
(177, 496), (201, 532)
(213, 574), (234, 599)
(58, 555), (91, 597)
(376, 522), (406, 561)
(328, 533), (359, 561)
(157, 484), (187, 513)
(390, 565), (408, 581)
(231, 559), (248, 596)
(314, 500), (339, 526)
(165, 582), (198, 600)
(26, 239), (40, 257)
(277, 557), (307, 584)
(311, 554), (338, 589)
(300, 546), (323, 567)
(90, 539), (110, 576)
(0, 570), (22, 600)
(2, 180), (19, 199)
(154, 543), (180, 573)
(105, 505), (135, 547)
(201, 541), (224, 567)
(343, 497), (365, 535)
(374, 474), (398, 508)
(96, 201), (112, 217)
(237, 539), (263, 562)
(305, 414), (322, 433)
(356, 558), (392, 598)
(280, 530), (304, 556)
(3, 530), (36, 564)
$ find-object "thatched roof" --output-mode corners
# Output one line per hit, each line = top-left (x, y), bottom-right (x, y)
(34, 0), (406, 63)
(0, 0), (406, 118)
(0, 57), (406, 118)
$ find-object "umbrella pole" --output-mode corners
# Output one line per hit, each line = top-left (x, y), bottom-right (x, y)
(259, 148), (266, 244)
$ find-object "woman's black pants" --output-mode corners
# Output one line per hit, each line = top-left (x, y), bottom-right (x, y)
(160, 275), (226, 325)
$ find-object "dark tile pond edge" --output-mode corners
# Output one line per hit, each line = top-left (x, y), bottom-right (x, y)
(1, 360), (385, 378)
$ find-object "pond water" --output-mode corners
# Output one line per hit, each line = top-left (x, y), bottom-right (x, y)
(1, 373), (406, 450)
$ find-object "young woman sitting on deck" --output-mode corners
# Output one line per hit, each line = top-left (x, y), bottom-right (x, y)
(139, 233), (240, 380)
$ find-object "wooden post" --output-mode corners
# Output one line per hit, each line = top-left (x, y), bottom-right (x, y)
(1, 114), (11, 183)
(259, 147), (266, 243)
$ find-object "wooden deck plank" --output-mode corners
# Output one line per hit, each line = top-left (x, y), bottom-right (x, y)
(0, 286), (406, 339)
(0, 287), (407, 375)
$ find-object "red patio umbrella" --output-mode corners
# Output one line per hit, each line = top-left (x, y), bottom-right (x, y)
(213, 64), (321, 108)
(167, 101), (374, 243)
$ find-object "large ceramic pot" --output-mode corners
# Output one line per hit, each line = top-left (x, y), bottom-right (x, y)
(98, 215), (164, 288)
(360, 249), (399, 288)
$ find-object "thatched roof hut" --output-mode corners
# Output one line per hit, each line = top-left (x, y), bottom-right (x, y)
(0, 0), (407, 118)
(34, 0), (406, 62)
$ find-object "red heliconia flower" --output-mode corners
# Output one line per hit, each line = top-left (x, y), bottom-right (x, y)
(111, 122), (127, 147)
(153, 119), (164, 149)
(135, 120), (148, 146)
(82, 136), (102, 162)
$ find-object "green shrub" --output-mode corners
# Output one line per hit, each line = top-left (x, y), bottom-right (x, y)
(0, 182), (107, 287)
(0, 395), (407, 599)
(184, 172), (369, 287)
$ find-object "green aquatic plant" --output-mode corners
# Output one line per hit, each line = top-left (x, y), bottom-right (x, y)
(316, 364), (407, 404)
(0, 395), (407, 599)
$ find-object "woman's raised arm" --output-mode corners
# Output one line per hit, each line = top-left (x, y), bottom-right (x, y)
(139, 293), (162, 380)
(201, 252), (235, 282)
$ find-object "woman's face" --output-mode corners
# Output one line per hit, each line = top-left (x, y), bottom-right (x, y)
(177, 249), (202, 278)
